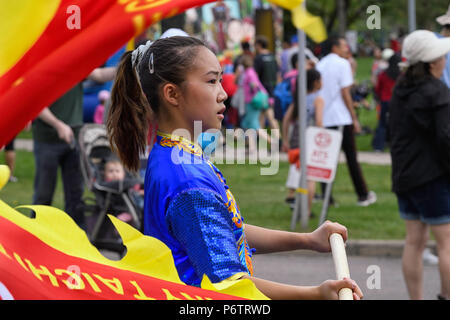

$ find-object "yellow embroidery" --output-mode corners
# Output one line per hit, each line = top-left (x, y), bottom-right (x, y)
(157, 132), (203, 156)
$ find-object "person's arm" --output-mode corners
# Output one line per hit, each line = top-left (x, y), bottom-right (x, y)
(244, 220), (348, 254)
(38, 108), (74, 145)
(340, 60), (361, 133)
(314, 96), (324, 127)
(341, 85), (361, 133)
(434, 93), (450, 169)
(281, 103), (294, 152)
(241, 275), (363, 300)
(87, 67), (116, 83)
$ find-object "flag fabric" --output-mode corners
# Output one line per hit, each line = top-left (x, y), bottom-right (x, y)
(291, 5), (327, 43)
(267, 0), (304, 10)
(266, 0), (327, 43)
(0, 0), (217, 148)
(0, 165), (267, 300)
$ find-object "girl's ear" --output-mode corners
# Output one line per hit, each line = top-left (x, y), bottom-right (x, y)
(161, 83), (181, 106)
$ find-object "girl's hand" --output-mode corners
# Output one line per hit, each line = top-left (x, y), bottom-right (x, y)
(308, 220), (348, 253)
(318, 278), (363, 300)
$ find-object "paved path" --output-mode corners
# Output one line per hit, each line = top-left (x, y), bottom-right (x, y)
(252, 251), (441, 300)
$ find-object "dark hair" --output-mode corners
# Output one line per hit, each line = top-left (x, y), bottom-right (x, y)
(241, 41), (250, 51)
(255, 35), (269, 49)
(324, 35), (345, 55)
(107, 36), (206, 171)
(397, 61), (432, 87)
(385, 53), (402, 80)
(290, 53), (298, 70)
(307, 68), (321, 92)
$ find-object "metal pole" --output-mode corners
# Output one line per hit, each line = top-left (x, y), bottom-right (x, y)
(290, 6), (309, 231)
(408, 0), (416, 33)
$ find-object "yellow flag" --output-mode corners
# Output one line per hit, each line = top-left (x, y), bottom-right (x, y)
(267, 0), (304, 10)
(292, 4), (327, 43)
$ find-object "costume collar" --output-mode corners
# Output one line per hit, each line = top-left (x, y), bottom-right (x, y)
(157, 131), (203, 157)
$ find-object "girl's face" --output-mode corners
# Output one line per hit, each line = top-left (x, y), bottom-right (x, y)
(179, 47), (228, 133)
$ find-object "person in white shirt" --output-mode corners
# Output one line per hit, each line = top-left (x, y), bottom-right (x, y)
(316, 36), (376, 207)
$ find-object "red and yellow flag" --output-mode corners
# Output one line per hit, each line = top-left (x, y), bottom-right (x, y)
(0, 0), (216, 148)
(0, 166), (267, 300)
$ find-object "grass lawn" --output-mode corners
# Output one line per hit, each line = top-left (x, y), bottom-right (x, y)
(1, 150), (404, 240)
(216, 161), (404, 240)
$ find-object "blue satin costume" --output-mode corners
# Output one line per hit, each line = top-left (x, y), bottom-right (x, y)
(143, 132), (254, 286)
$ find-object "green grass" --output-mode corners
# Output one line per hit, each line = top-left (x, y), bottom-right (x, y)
(216, 161), (403, 240)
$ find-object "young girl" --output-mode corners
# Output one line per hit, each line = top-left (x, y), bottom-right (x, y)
(282, 68), (324, 214)
(107, 36), (362, 300)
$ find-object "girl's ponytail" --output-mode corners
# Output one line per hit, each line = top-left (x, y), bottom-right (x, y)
(106, 51), (150, 172)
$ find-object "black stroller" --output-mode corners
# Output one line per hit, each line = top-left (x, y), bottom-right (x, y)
(78, 124), (143, 253)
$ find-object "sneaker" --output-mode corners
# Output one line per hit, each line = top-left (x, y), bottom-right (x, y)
(423, 248), (439, 266)
(357, 191), (377, 207)
(9, 176), (18, 183)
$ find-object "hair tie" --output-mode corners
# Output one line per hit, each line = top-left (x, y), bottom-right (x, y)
(131, 40), (153, 72)
(149, 52), (154, 74)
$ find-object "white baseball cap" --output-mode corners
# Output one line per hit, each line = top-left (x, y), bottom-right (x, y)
(436, 5), (450, 26)
(402, 30), (450, 65)
(381, 48), (395, 61)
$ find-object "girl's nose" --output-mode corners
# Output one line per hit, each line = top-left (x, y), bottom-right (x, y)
(218, 83), (228, 103)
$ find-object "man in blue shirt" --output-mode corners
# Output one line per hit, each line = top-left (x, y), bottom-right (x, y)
(436, 5), (450, 88)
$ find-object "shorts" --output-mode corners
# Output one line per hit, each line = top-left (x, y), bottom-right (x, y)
(397, 175), (450, 225)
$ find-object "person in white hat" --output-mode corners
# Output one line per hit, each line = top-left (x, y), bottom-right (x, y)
(389, 30), (450, 300)
(436, 4), (450, 88)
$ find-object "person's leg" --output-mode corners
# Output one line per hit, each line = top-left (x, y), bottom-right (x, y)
(372, 101), (389, 151)
(32, 141), (60, 206)
(265, 107), (280, 141)
(285, 164), (300, 202)
(61, 145), (85, 229)
(4, 139), (17, 181)
(402, 220), (428, 300)
(307, 180), (316, 214)
(430, 223), (450, 299)
(341, 125), (369, 200)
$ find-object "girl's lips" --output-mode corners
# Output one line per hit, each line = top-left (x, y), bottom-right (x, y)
(217, 106), (226, 119)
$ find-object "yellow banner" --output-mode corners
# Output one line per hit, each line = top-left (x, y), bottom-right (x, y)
(292, 4), (327, 43)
